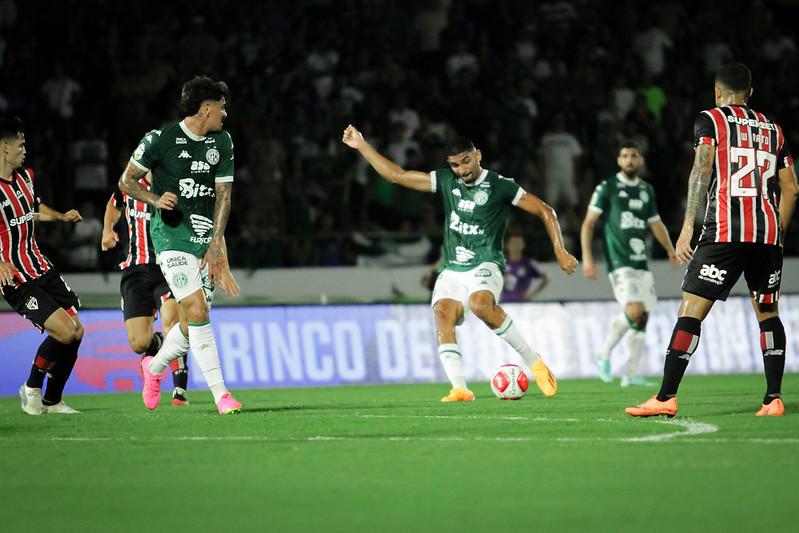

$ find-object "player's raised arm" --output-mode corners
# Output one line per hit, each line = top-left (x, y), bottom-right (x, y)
(342, 124), (433, 192)
(580, 209), (600, 279)
(36, 202), (82, 223)
(515, 192), (578, 274)
(119, 162), (176, 210)
(676, 143), (715, 263)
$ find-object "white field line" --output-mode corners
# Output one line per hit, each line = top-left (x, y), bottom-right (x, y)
(11, 415), (796, 444)
(350, 414), (581, 422)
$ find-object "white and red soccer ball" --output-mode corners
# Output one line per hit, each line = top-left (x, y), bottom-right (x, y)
(491, 364), (529, 400)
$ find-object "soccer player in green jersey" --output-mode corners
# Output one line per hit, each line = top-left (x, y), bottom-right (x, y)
(581, 141), (677, 387)
(343, 124), (579, 402)
(119, 76), (242, 414)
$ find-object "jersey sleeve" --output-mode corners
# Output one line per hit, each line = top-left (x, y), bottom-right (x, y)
(776, 125), (793, 171)
(432, 168), (452, 194)
(110, 189), (124, 208)
(215, 131), (235, 183)
(129, 130), (162, 172)
(645, 184), (661, 223)
(588, 181), (609, 214)
(694, 112), (716, 148)
(22, 168), (41, 209)
(496, 174), (524, 205)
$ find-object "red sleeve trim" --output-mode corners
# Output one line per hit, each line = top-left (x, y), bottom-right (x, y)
(696, 136), (715, 147)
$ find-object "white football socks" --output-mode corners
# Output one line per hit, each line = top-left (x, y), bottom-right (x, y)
(149, 324), (189, 374)
(494, 316), (539, 367)
(598, 313), (630, 360)
(187, 321), (228, 403)
(623, 329), (647, 379)
(438, 344), (468, 389)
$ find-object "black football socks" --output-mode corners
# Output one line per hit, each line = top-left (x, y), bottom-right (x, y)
(759, 317), (786, 405)
(656, 316), (702, 402)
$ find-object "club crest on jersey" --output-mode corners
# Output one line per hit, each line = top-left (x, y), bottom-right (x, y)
(473, 191), (489, 205)
(206, 148), (220, 165)
(25, 296), (38, 311)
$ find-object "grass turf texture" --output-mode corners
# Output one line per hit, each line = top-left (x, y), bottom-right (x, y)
(1, 374), (797, 533)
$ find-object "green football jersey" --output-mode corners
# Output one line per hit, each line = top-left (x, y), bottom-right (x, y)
(588, 173), (660, 272)
(129, 121), (234, 258)
(432, 168), (524, 272)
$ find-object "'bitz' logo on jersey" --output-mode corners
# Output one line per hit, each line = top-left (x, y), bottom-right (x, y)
(178, 178), (214, 199)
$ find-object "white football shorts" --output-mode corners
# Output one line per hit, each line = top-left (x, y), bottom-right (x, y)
(608, 266), (657, 311)
(431, 262), (504, 323)
(157, 250), (215, 308)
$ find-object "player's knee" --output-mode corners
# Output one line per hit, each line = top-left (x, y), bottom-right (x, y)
(184, 301), (208, 324)
(72, 321), (84, 342)
(49, 327), (73, 344)
(129, 335), (150, 354)
(469, 300), (491, 320)
(626, 308), (645, 327)
(433, 305), (458, 329)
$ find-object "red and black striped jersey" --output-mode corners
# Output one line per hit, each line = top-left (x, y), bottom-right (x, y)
(694, 105), (793, 245)
(0, 167), (52, 288)
(109, 178), (156, 269)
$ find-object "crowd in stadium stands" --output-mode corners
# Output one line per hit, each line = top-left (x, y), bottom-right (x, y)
(1, 0), (797, 270)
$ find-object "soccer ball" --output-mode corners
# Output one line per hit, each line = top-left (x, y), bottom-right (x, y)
(491, 364), (529, 400)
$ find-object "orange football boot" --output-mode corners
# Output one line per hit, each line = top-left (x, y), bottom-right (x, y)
(440, 387), (475, 403)
(755, 398), (784, 417)
(531, 359), (558, 397)
(625, 396), (678, 417)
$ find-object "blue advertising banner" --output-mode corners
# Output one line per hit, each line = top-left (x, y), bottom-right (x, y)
(1, 296), (797, 396)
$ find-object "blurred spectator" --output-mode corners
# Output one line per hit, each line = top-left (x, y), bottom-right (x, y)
(70, 121), (109, 203)
(502, 234), (549, 302)
(633, 22), (673, 77)
(40, 64), (81, 123)
(66, 201), (102, 271)
(538, 115), (582, 211)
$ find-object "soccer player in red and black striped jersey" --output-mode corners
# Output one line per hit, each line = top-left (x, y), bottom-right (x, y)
(102, 172), (190, 406)
(0, 117), (85, 415)
(627, 63), (799, 417)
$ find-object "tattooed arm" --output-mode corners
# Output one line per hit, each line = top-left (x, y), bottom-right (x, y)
(118, 163), (176, 210)
(201, 181), (240, 295)
(675, 144), (715, 263)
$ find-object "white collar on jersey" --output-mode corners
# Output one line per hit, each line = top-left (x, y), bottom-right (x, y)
(179, 120), (206, 141)
(615, 172), (640, 187)
(461, 169), (489, 187)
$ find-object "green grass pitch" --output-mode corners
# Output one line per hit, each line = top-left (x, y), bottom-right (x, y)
(2, 374), (797, 533)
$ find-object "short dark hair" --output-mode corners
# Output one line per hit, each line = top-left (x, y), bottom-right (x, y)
(618, 140), (643, 155)
(0, 116), (23, 141)
(179, 76), (229, 116)
(715, 63), (751, 93)
(446, 136), (476, 156)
